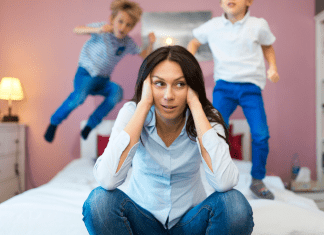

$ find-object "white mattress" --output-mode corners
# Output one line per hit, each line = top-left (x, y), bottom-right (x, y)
(0, 158), (324, 235)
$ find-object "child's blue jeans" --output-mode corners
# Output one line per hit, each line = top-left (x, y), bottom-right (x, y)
(82, 187), (254, 235)
(50, 67), (123, 129)
(213, 80), (270, 180)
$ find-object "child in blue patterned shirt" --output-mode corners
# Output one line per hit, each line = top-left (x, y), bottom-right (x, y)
(45, 0), (155, 142)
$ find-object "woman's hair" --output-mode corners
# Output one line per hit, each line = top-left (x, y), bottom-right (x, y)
(131, 45), (229, 144)
(110, 0), (143, 25)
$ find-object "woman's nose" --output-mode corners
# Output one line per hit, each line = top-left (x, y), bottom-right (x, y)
(164, 86), (174, 100)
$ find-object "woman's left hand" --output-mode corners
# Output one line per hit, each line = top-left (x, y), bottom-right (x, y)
(187, 87), (200, 109)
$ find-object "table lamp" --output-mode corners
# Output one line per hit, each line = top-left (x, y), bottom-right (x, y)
(0, 77), (24, 122)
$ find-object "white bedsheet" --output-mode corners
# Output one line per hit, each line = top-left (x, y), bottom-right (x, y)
(0, 158), (324, 235)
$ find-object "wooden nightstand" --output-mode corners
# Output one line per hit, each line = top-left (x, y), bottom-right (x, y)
(290, 180), (324, 211)
(0, 123), (26, 203)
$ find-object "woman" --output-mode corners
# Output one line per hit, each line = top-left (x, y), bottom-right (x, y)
(83, 45), (254, 234)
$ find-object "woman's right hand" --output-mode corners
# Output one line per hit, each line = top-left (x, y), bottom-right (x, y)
(140, 75), (154, 108)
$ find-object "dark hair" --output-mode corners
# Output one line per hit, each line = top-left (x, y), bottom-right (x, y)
(131, 45), (229, 144)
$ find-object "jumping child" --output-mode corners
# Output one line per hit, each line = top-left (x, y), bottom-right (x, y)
(45, 0), (155, 142)
(188, 0), (279, 199)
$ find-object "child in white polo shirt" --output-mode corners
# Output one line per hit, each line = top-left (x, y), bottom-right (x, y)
(44, 0), (155, 143)
(188, 0), (279, 200)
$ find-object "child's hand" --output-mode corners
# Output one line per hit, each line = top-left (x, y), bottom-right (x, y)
(267, 67), (279, 83)
(99, 24), (113, 34)
(148, 32), (156, 45)
(187, 86), (200, 109)
(141, 75), (154, 107)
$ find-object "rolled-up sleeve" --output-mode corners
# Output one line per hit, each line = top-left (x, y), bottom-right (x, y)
(197, 124), (239, 192)
(93, 102), (139, 190)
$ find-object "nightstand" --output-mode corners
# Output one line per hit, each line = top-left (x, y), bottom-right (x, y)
(0, 123), (26, 203)
(290, 180), (324, 211)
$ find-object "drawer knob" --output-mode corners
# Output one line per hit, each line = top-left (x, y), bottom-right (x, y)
(15, 139), (19, 144)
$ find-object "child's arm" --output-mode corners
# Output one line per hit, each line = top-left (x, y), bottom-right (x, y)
(139, 32), (156, 59)
(187, 38), (202, 55)
(73, 24), (113, 35)
(262, 45), (279, 83)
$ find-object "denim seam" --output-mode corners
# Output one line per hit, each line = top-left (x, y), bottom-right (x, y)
(173, 205), (214, 228)
(121, 198), (157, 223)
(206, 216), (213, 235)
(118, 198), (133, 235)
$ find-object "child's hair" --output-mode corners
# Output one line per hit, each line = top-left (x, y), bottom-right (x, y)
(110, 0), (143, 25)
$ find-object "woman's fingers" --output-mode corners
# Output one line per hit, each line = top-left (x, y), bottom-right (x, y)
(187, 87), (199, 108)
(141, 76), (154, 106)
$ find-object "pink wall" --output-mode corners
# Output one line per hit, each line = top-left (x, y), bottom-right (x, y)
(0, 0), (315, 188)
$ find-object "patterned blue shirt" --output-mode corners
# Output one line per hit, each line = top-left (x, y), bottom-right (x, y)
(78, 22), (141, 78)
(94, 102), (239, 229)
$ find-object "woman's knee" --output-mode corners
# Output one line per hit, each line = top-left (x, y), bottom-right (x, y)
(223, 190), (254, 233)
(83, 187), (124, 218)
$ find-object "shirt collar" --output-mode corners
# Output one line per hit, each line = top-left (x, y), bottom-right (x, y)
(145, 105), (189, 136)
(222, 11), (250, 25)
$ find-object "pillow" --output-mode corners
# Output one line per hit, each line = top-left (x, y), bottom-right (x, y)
(97, 135), (110, 158)
(229, 124), (243, 160)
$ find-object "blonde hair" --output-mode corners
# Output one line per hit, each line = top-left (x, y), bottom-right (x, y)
(110, 0), (143, 25)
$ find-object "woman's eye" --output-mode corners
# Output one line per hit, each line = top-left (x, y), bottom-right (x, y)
(176, 82), (186, 87)
(154, 82), (163, 87)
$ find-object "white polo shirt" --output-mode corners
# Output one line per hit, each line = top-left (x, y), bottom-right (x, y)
(193, 11), (276, 89)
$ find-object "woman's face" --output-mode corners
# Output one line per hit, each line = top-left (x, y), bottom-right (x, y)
(150, 60), (188, 123)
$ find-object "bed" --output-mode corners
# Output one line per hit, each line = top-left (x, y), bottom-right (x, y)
(0, 120), (324, 235)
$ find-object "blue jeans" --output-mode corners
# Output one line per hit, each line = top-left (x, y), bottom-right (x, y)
(82, 187), (254, 235)
(213, 80), (270, 180)
(50, 67), (123, 129)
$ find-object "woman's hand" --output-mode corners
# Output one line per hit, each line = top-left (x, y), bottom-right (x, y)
(140, 75), (154, 108)
(187, 86), (200, 109)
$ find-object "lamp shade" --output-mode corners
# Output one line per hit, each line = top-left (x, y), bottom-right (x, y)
(0, 77), (24, 101)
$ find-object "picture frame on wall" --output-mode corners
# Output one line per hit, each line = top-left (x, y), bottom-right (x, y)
(141, 11), (213, 62)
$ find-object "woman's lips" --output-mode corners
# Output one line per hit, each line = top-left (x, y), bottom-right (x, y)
(161, 105), (176, 110)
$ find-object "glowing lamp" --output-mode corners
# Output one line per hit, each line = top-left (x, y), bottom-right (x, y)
(0, 77), (24, 122)
(165, 37), (173, 46)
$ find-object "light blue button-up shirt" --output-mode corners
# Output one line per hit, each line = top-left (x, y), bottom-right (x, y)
(94, 102), (239, 229)
(193, 11), (276, 90)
